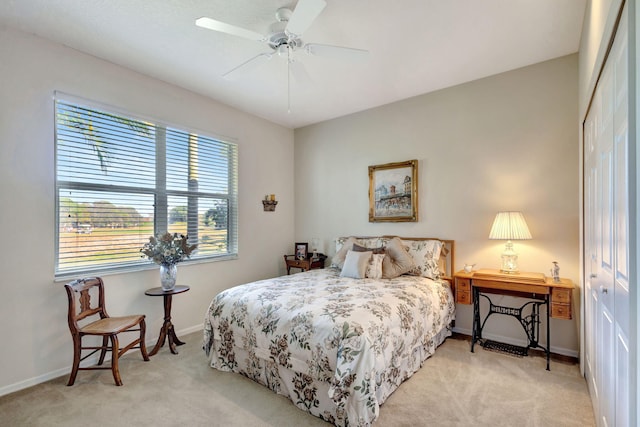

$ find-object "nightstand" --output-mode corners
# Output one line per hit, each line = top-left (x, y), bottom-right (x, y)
(284, 253), (327, 274)
(454, 269), (574, 370)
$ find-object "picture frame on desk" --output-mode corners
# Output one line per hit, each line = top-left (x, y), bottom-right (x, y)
(295, 242), (308, 260)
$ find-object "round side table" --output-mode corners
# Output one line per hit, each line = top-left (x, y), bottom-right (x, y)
(144, 285), (190, 356)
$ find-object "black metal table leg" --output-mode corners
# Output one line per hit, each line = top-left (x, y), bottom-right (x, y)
(471, 289), (550, 366)
(471, 286), (480, 352)
(546, 295), (550, 370)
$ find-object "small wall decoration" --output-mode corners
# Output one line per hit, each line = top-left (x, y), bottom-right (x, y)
(369, 159), (418, 222)
(262, 194), (277, 211)
(295, 242), (308, 260)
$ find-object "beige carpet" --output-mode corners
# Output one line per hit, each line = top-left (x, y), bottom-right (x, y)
(0, 332), (595, 426)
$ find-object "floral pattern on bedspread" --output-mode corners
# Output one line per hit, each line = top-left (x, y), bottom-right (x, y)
(203, 268), (455, 426)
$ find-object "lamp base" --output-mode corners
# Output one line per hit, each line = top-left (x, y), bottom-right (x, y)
(500, 241), (519, 274)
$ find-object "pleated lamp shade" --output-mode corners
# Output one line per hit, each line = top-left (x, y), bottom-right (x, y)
(488, 212), (531, 273)
(488, 212), (532, 241)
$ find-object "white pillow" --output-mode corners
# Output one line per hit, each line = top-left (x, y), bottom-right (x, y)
(340, 250), (372, 279)
(366, 253), (385, 279)
(331, 237), (359, 269)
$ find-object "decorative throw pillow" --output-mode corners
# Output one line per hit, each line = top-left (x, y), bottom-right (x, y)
(382, 237), (416, 279)
(340, 250), (372, 279)
(353, 243), (386, 255)
(402, 239), (443, 279)
(331, 237), (359, 269)
(366, 253), (385, 279)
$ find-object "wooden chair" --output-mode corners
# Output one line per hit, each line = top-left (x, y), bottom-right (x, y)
(64, 277), (150, 386)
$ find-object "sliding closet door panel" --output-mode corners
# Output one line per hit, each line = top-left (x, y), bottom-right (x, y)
(611, 7), (630, 426)
(596, 60), (615, 427)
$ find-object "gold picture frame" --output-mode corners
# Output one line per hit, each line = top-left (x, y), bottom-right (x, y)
(369, 159), (418, 222)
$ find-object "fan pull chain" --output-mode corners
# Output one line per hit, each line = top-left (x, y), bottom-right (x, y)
(287, 46), (291, 114)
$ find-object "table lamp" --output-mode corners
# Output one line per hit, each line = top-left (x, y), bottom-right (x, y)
(310, 237), (321, 260)
(488, 211), (532, 274)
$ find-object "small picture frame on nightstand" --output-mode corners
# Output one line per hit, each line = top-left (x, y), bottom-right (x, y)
(295, 242), (308, 260)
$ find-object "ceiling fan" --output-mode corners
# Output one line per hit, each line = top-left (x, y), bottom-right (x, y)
(195, 0), (369, 110)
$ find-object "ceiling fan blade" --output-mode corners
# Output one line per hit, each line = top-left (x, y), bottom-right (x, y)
(222, 52), (273, 79)
(304, 43), (369, 61)
(285, 0), (327, 37)
(195, 17), (266, 42)
(289, 60), (313, 86)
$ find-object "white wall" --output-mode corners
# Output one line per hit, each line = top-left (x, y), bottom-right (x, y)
(294, 54), (580, 355)
(0, 25), (294, 394)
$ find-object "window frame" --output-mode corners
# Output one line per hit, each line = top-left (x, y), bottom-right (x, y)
(54, 92), (238, 280)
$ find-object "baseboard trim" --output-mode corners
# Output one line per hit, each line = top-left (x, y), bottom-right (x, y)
(0, 324), (205, 398)
(179, 324), (204, 336)
(0, 366), (70, 398)
(451, 327), (579, 363)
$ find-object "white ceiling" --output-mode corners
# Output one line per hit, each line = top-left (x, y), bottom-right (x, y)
(0, 0), (586, 129)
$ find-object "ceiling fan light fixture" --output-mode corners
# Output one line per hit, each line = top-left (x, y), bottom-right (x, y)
(277, 44), (288, 57)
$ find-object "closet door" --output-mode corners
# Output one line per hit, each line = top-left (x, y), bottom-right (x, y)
(595, 56), (616, 427)
(584, 96), (599, 414)
(611, 9), (629, 426)
(584, 5), (630, 427)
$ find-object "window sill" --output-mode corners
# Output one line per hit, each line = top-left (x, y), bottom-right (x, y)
(54, 254), (238, 283)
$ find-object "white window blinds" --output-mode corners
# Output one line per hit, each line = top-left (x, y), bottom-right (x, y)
(55, 96), (238, 277)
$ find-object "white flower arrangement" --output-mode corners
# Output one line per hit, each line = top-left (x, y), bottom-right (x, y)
(140, 232), (197, 266)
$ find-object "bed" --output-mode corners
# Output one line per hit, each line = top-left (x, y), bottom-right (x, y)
(203, 236), (456, 426)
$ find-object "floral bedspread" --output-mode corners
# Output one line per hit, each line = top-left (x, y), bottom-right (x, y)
(203, 268), (455, 426)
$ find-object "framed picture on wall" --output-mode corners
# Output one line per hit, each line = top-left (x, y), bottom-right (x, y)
(295, 242), (308, 260)
(368, 159), (418, 222)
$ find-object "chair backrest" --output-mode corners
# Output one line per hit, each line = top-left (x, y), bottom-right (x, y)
(64, 277), (109, 334)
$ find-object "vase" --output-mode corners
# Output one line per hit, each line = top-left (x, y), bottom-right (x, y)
(160, 263), (177, 291)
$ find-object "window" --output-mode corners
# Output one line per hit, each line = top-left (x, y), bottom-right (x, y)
(55, 95), (238, 277)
